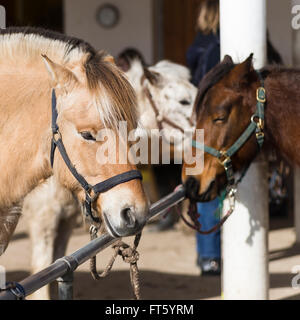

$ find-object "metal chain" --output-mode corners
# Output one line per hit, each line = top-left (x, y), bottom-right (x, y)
(89, 225), (142, 300)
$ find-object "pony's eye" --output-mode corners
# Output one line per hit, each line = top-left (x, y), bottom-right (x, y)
(80, 131), (96, 141)
(213, 117), (226, 123)
(180, 99), (190, 106)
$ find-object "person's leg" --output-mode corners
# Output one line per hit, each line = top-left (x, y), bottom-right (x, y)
(196, 198), (221, 275)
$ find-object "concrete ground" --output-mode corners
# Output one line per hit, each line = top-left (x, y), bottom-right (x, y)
(1, 215), (300, 300)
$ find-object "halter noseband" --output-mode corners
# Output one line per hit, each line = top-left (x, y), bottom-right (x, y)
(50, 89), (143, 224)
(192, 71), (266, 190)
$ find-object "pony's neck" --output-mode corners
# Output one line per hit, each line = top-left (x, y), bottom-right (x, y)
(125, 63), (156, 128)
(0, 64), (52, 209)
(264, 68), (300, 165)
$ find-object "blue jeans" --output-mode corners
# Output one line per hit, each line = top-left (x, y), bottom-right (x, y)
(196, 199), (221, 259)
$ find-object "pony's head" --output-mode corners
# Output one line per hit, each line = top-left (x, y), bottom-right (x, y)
(126, 59), (197, 136)
(42, 51), (148, 237)
(182, 54), (262, 201)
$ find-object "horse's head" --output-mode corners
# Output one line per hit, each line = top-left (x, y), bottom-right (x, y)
(42, 52), (148, 237)
(182, 54), (262, 201)
(126, 59), (197, 134)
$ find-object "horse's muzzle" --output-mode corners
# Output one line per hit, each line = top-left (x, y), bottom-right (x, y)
(102, 207), (146, 238)
(184, 176), (217, 202)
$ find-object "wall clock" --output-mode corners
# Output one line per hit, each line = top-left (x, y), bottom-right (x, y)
(96, 4), (120, 29)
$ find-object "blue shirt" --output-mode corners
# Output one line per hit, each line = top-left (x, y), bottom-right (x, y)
(186, 31), (220, 86)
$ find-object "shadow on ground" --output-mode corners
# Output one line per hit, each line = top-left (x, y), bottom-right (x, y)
(6, 270), (300, 300)
(6, 270), (221, 300)
(269, 243), (300, 262)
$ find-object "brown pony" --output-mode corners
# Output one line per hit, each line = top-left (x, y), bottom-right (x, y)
(0, 27), (148, 255)
(182, 54), (300, 201)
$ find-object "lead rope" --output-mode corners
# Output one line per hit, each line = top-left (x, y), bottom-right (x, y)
(180, 187), (236, 234)
(89, 225), (142, 300)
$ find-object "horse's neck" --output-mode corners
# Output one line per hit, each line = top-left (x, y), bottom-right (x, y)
(0, 65), (52, 209)
(265, 69), (300, 165)
(124, 69), (155, 128)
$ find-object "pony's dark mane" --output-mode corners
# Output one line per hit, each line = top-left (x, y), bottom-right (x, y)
(194, 55), (286, 115)
(194, 56), (235, 113)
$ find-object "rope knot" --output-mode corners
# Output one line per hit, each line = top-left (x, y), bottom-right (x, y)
(120, 247), (140, 264)
(89, 228), (142, 300)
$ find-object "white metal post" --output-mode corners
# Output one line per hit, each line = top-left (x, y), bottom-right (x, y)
(220, 0), (269, 299)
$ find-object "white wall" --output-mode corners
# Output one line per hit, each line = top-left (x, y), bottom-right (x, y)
(64, 0), (154, 64)
(267, 0), (293, 66)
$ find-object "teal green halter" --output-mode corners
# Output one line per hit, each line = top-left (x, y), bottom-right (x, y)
(192, 72), (266, 188)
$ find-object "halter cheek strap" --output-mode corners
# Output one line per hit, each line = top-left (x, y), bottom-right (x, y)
(50, 89), (143, 224)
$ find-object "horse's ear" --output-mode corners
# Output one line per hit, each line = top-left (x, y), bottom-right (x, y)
(226, 53), (254, 88)
(41, 54), (78, 90)
(103, 54), (115, 65)
(143, 67), (160, 86)
(222, 55), (234, 64)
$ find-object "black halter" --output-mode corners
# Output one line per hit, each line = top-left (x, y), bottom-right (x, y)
(50, 89), (143, 224)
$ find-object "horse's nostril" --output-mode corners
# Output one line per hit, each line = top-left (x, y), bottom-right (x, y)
(184, 176), (200, 199)
(120, 207), (136, 228)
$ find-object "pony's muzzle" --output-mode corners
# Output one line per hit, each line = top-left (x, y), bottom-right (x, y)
(102, 205), (147, 238)
(184, 176), (200, 200)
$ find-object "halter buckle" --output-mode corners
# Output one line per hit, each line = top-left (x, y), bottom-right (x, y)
(251, 115), (264, 130)
(218, 151), (231, 166)
(256, 87), (266, 103)
(256, 131), (264, 140)
(85, 187), (98, 203)
(52, 130), (62, 142)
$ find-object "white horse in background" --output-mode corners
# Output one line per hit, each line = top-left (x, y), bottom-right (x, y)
(128, 59), (196, 136)
(22, 58), (197, 299)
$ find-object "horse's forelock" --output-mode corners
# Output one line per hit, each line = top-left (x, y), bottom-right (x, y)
(195, 59), (235, 114)
(84, 52), (138, 132)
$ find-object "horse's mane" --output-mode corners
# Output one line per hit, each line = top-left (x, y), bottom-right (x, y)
(194, 55), (235, 114)
(0, 27), (96, 57)
(0, 27), (138, 131)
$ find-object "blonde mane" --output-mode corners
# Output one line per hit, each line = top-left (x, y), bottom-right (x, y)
(0, 27), (138, 132)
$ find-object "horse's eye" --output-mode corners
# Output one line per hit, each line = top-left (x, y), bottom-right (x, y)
(180, 99), (190, 106)
(213, 117), (226, 124)
(80, 131), (96, 141)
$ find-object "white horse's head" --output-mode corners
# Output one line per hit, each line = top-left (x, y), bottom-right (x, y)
(125, 59), (197, 149)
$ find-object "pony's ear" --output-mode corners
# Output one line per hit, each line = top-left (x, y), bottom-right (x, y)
(143, 67), (160, 86)
(41, 54), (78, 90)
(226, 53), (254, 88)
(97, 50), (116, 65)
(222, 55), (234, 64)
(103, 54), (115, 65)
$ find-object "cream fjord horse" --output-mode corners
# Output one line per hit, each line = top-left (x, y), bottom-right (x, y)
(22, 55), (197, 299)
(0, 26), (149, 277)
